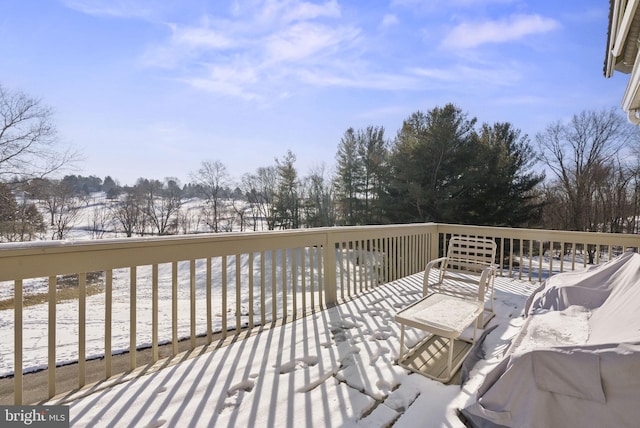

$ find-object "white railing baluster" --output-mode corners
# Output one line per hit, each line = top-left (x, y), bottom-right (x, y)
(236, 255), (241, 333)
(248, 252), (254, 329)
(190, 259), (196, 347)
(358, 240), (363, 293)
(48, 275), (56, 398)
(152, 264), (159, 363)
(206, 257), (212, 343)
(518, 239), (523, 281)
(363, 240), (368, 290)
(539, 241), (544, 281)
(271, 251), (277, 321)
(14, 279), (22, 405)
(345, 242), (351, 297)
(310, 248), (315, 309)
(301, 248), (307, 312)
(105, 269), (112, 378)
(292, 249), (297, 317)
(282, 250), (287, 320)
(393, 237), (398, 281)
(79, 272), (86, 387)
(222, 255), (227, 337)
(319, 246), (325, 308)
(129, 267), (136, 370)
(260, 251), (266, 325)
(172, 261), (178, 355)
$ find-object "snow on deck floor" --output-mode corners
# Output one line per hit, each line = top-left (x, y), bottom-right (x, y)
(57, 273), (537, 427)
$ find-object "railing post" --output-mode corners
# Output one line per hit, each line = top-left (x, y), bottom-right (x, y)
(430, 225), (440, 263)
(324, 230), (337, 305)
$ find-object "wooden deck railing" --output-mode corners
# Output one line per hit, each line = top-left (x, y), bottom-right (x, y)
(1, 223), (639, 404)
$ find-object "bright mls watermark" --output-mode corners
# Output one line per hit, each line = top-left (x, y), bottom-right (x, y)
(0, 406), (69, 427)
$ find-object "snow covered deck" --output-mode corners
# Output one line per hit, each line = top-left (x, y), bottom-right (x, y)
(56, 272), (537, 427)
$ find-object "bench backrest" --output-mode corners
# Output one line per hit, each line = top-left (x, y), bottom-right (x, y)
(441, 236), (497, 283)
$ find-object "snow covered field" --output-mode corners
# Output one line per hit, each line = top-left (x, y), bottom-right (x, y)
(0, 250), (327, 377)
(0, 194), (328, 377)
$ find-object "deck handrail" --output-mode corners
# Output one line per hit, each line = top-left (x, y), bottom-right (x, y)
(1, 223), (639, 404)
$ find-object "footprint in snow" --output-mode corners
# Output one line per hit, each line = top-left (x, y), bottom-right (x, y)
(376, 379), (392, 394)
(370, 330), (392, 340)
(219, 380), (255, 413)
(369, 346), (390, 366)
(330, 320), (360, 329)
(227, 379), (255, 396)
(277, 356), (319, 374)
(343, 314), (366, 322)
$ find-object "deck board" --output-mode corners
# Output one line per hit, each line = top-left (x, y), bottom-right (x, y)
(400, 335), (472, 383)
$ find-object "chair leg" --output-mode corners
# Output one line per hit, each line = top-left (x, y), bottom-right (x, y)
(398, 325), (405, 362)
(448, 337), (454, 378)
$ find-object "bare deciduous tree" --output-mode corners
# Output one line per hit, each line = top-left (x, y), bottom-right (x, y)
(0, 182), (45, 242)
(139, 178), (182, 235)
(33, 179), (84, 240)
(242, 168), (278, 231)
(537, 108), (638, 232)
(191, 160), (229, 233)
(0, 84), (79, 181)
(177, 206), (200, 234)
(302, 164), (335, 228)
(89, 201), (112, 239)
(111, 188), (143, 237)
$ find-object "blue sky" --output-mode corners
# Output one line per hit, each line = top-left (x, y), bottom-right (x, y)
(0, 0), (629, 186)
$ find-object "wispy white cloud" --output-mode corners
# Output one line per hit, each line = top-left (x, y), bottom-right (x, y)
(380, 14), (399, 29)
(297, 68), (420, 90)
(391, 0), (516, 10)
(494, 95), (555, 106)
(186, 69), (261, 101)
(280, 0), (341, 22)
(441, 14), (559, 49)
(62, 0), (157, 19)
(139, 1), (367, 99)
(73, 0), (549, 101)
(171, 25), (235, 50)
(232, 0), (340, 26)
(409, 61), (523, 87)
(264, 22), (360, 63)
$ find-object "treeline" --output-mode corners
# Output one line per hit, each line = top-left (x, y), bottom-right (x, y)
(2, 102), (640, 242)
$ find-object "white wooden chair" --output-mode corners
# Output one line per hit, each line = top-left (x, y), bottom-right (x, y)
(423, 236), (497, 327)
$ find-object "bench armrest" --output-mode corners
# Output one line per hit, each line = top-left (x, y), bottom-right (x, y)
(423, 256), (448, 296)
(477, 265), (497, 300)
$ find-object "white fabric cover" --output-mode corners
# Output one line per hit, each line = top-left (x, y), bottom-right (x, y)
(462, 251), (640, 428)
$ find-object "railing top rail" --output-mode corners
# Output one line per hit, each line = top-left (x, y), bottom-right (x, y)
(2, 222), (639, 282)
(434, 224), (640, 245)
(0, 223), (438, 253)
(0, 223), (439, 281)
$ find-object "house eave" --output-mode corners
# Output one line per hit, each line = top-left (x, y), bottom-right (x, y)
(605, 0), (640, 123)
